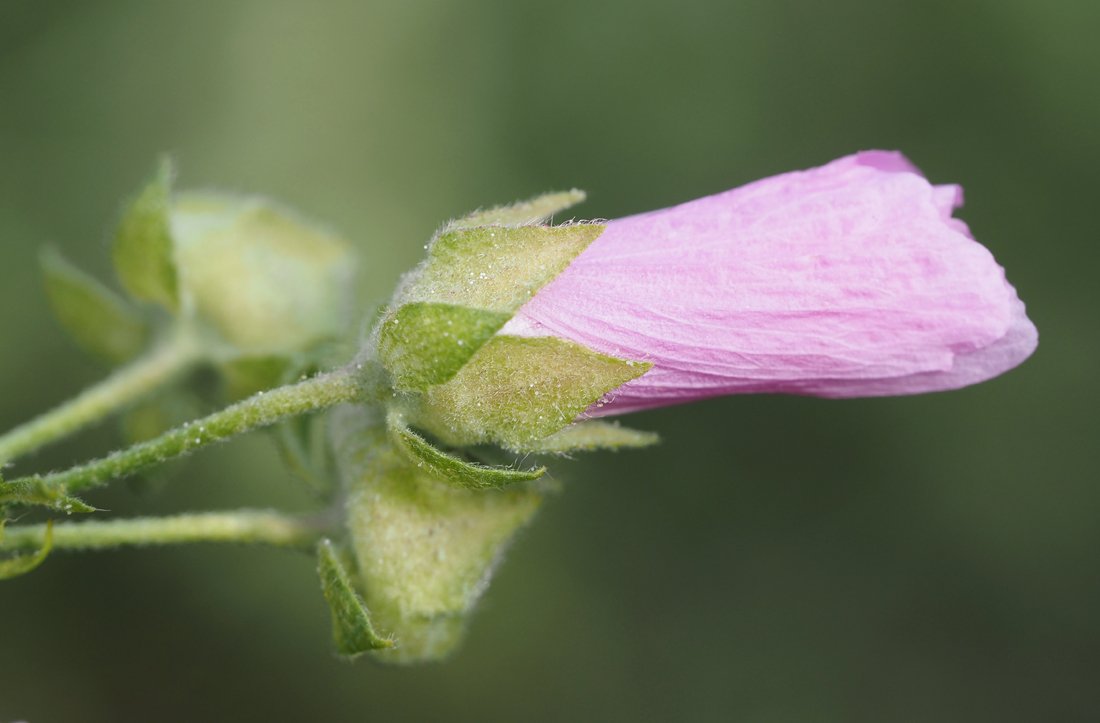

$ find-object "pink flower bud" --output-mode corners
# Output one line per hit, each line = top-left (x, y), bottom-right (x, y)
(502, 151), (1037, 415)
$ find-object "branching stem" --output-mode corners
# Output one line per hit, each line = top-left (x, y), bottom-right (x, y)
(0, 330), (202, 465)
(0, 509), (327, 552)
(4, 365), (370, 509)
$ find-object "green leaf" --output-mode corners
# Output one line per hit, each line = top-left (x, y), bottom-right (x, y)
(377, 303), (510, 391)
(389, 415), (545, 491)
(0, 520), (53, 580)
(316, 538), (394, 658)
(521, 421), (660, 454)
(0, 477), (96, 514)
(448, 189), (586, 230)
(274, 414), (333, 495)
(113, 156), (179, 310)
(400, 224), (604, 314)
(40, 248), (149, 363)
(415, 335), (651, 451)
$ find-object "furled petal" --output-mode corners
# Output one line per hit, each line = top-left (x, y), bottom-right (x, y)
(502, 151), (1037, 415)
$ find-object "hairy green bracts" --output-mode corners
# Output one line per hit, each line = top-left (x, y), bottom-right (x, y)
(329, 406), (541, 663)
(2, 182), (661, 664)
(374, 191), (652, 453)
(323, 192), (658, 662)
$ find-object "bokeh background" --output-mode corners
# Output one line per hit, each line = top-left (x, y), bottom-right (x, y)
(1, 1), (1097, 721)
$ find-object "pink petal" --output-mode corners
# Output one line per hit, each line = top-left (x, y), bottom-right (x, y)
(502, 151), (1037, 415)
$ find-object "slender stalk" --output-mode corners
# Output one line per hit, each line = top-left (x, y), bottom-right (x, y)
(0, 510), (327, 552)
(0, 330), (202, 465)
(10, 366), (365, 503)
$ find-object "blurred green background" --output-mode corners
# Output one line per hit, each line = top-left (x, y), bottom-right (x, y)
(1, 1), (1097, 721)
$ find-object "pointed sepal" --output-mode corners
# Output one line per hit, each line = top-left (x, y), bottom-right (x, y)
(389, 415), (545, 490)
(378, 303), (509, 391)
(415, 335), (651, 450)
(40, 248), (149, 363)
(522, 421), (660, 454)
(316, 538), (395, 658)
(447, 189), (586, 230)
(0, 476), (96, 514)
(398, 223), (604, 313)
(113, 156), (179, 311)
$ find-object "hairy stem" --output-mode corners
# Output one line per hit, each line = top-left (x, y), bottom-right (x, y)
(7, 366), (368, 507)
(0, 330), (202, 465)
(0, 510), (327, 552)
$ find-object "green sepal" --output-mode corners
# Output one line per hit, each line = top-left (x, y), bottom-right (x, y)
(416, 335), (651, 451)
(40, 248), (149, 363)
(113, 156), (179, 311)
(400, 224), (604, 313)
(389, 415), (545, 491)
(377, 302), (510, 391)
(521, 421), (660, 455)
(0, 520), (53, 580)
(316, 538), (395, 657)
(448, 189), (586, 230)
(0, 477), (96, 514)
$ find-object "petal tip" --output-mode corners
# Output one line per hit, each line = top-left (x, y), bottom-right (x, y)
(853, 150), (922, 176)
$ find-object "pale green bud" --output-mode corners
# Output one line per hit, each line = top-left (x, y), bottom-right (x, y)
(109, 159), (358, 365)
(170, 192), (356, 357)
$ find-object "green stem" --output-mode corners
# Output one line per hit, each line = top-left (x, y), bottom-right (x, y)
(0, 510), (327, 552)
(9, 367), (367, 505)
(0, 330), (202, 465)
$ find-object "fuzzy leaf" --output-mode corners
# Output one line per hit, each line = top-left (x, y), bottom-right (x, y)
(521, 421), (660, 454)
(0, 477), (96, 514)
(316, 538), (394, 657)
(41, 248), (149, 363)
(113, 157), (179, 310)
(378, 302), (510, 391)
(416, 335), (651, 450)
(448, 189), (586, 230)
(389, 417), (545, 490)
(400, 224), (604, 314)
(0, 520), (53, 580)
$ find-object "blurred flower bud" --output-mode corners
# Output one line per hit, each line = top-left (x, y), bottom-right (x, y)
(110, 158), (358, 364)
(170, 191), (356, 358)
